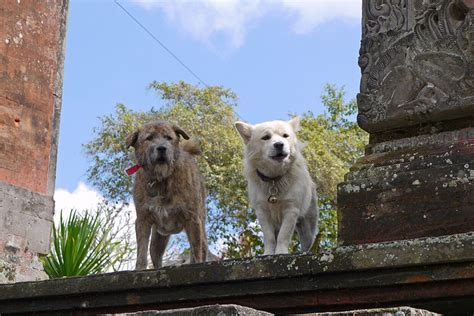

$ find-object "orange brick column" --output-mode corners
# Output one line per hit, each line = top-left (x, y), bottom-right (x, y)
(0, 0), (68, 282)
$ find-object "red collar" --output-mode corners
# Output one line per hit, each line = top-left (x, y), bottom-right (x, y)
(125, 164), (140, 176)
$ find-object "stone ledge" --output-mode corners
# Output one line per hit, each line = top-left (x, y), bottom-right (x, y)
(313, 306), (440, 316)
(121, 305), (438, 316)
(124, 304), (272, 316)
(0, 233), (473, 315)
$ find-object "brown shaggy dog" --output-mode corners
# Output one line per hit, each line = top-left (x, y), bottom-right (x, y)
(126, 121), (207, 270)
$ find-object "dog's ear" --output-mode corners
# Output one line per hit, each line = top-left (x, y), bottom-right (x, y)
(234, 121), (253, 144)
(173, 125), (190, 140)
(288, 117), (301, 133)
(126, 131), (139, 148)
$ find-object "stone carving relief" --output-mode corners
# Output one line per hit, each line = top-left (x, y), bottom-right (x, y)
(358, 0), (474, 133)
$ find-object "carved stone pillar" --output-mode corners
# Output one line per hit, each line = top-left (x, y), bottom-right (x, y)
(338, 0), (474, 245)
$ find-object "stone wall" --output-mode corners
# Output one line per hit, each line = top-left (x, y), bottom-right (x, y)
(337, 0), (474, 245)
(0, 0), (68, 282)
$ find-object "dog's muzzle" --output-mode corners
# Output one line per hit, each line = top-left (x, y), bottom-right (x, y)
(149, 146), (169, 164)
(271, 143), (289, 161)
(156, 146), (168, 164)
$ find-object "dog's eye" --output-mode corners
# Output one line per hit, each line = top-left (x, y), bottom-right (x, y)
(146, 135), (154, 141)
(261, 134), (271, 140)
(283, 133), (289, 138)
(164, 135), (173, 141)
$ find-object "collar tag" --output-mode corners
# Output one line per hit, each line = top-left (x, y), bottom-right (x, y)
(125, 164), (140, 176)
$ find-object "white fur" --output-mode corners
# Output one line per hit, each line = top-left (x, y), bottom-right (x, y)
(235, 118), (319, 255)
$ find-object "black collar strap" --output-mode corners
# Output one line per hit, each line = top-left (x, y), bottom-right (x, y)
(256, 169), (283, 182)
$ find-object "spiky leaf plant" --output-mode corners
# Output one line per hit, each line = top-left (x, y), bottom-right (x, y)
(42, 210), (120, 278)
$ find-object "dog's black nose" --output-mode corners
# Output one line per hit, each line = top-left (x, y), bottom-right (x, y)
(157, 146), (167, 153)
(273, 142), (284, 150)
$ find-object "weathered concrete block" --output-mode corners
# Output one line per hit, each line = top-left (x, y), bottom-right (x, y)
(313, 306), (440, 316)
(338, 127), (474, 245)
(123, 305), (439, 316)
(126, 305), (272, 316)
(5, 234), (27, 253)
(25, 216), (52, 254)
(0, 181), (55, 221)
(0, 182), (53, 254)
(0, 237), (48, 284)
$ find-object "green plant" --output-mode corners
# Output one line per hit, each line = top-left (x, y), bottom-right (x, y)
(42, 210), (120, 278)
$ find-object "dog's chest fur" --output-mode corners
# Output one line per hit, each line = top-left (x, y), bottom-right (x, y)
(246, 159), (314, 219)
(145, 197), (184, 235)
(134, 172), (188, 236)
(253, 181), (304, 218)
(143, 177), (187, 235)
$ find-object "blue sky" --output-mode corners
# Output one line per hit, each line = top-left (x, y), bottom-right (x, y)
(55, 0), (362, 209)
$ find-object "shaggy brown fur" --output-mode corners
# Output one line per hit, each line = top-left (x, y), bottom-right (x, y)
(127, 121), (207, 270)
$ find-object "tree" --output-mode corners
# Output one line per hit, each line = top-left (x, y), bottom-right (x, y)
(299, 84), (368, 250)
(84, 81), (367, 260)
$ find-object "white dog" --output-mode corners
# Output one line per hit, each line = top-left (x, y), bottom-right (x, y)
(235, 117), (319, 255)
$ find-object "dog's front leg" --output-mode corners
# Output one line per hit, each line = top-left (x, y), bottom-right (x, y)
(150, 228), (170, 269)
(135, 217), (152, 270)
(275, 209), (299, 254)
(185, 216), (207, 263)
(256, 209), (276, 255)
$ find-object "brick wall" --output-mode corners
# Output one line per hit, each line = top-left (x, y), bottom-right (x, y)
(0, 0), (68, 283)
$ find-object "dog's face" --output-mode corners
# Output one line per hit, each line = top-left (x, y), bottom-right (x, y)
(235, 117), (301, 173)
(126, 121), (189, 178)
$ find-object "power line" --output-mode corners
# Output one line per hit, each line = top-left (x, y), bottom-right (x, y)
(113, 0), (209, 87)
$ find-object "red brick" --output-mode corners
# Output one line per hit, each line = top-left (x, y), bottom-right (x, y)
(0, 1), (65, 194)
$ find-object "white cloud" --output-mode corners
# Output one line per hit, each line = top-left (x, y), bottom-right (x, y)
(53, 181), (136, 222)
(135, 0), (266, 49)
(281, 0), (361, 34)
(54, 182), (104, 222)
(131, 0), (361, 48)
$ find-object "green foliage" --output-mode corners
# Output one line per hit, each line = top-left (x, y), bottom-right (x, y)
(42, 210), (121, 278)
(298, 84), (367, 251)
(84, 81), (367, 259)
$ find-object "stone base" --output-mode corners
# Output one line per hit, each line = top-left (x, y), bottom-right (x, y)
(314, 306), (439, 316)
(0, 236), (47, 283)
(121, 305), (437, 316)
(124, 304), (272, 316)
(0, 182), (54, 254)
(0, 182), (53, 283)
(338, 127), (474, 245)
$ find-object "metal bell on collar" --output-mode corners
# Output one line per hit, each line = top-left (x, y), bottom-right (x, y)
(268, 195), (278, 204)
(267, 181), (279, 204)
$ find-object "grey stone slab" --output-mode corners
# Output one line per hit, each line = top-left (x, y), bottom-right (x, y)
(310, 306), (440, 316)
(122, 305), (272, 316)
(0, 181), (54, 221)
(120, 305), (440, 316)
(0, 182), (54, 254)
